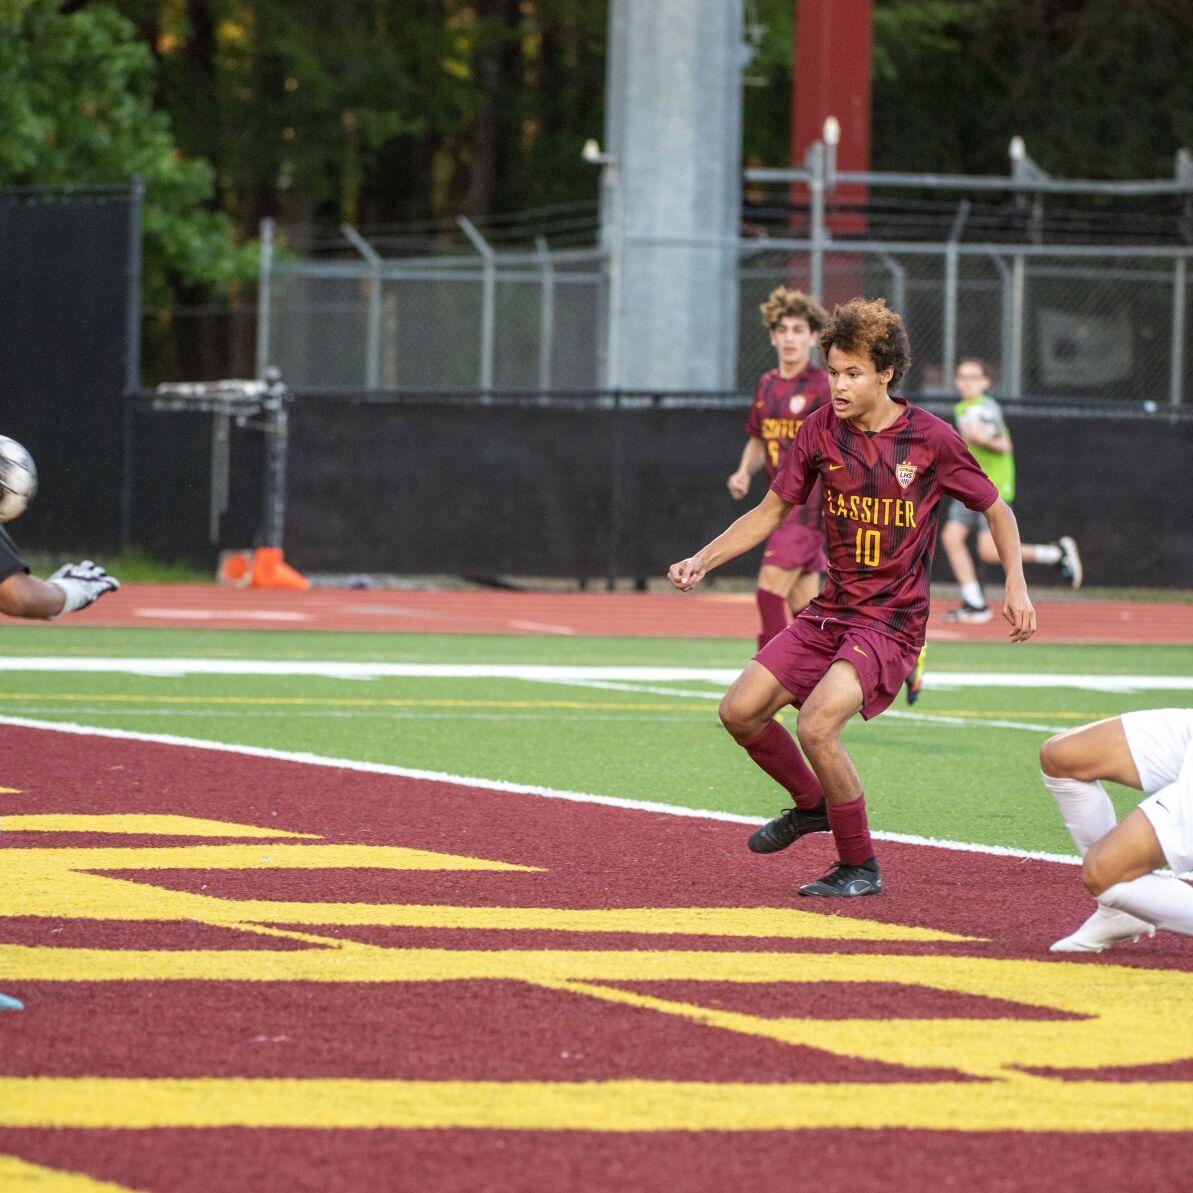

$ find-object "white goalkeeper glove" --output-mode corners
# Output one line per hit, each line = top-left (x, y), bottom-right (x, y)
(48, 561), (120, 618)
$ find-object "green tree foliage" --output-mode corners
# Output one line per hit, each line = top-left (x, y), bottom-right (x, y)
(0, 0), (253, 306)
(124, 0), (607, 232)
(872, 0), (1193, 176)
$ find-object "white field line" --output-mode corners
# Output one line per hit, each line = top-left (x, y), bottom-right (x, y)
(0, 714), (1081, 867)
(0, 657), (1191, 693)
(132, 609), (312, 622)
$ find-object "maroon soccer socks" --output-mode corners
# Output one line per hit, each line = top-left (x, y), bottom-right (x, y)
(741, 719), (824, 809)
(826, 795), (875, 867)
(755, 588), (788, 650)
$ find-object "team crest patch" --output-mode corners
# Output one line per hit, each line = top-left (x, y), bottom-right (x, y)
(895, 460), (917, 489)
(789, 395), (807, 415)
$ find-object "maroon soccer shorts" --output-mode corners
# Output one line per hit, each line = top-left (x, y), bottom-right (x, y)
(761, 511), (827, 574)
(754, 615), (921, 720)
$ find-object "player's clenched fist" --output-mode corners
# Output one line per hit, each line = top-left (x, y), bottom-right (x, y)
(726, 470), (750, 500)
(668, 555), (706, 591)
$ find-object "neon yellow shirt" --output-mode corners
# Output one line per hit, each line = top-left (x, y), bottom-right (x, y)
(954, 395), (1015, 504)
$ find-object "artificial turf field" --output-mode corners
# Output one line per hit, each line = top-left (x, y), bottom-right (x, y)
(1, 617), (1191, 1190)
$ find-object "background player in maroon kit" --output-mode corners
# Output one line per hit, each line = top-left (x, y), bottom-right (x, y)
(727, 288), (830, 649)
(670, 298), (1036, 896)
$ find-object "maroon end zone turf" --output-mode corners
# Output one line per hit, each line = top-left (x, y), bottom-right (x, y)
(0, 723), (1190, 1191)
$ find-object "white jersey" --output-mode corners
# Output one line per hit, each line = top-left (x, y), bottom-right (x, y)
(1122, 708), (1193, 875)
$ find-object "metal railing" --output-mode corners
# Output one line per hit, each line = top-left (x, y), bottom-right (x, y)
(257, 143), (1193, 405)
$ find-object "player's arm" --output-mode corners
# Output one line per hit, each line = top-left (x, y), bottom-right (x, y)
(669, 489), (792, 591)
(0, 561), (119, 622)
(0, 571), (65, 619)
(727, 437), (766, 499)
(981, 498), (1035, 642)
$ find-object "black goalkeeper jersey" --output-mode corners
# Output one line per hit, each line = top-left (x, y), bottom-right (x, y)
(0, 525), (28, 584)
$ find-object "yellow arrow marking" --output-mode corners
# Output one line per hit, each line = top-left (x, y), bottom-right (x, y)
(0, 1153), (144, 1191)
(1, 815), (319, 838)
(0, 1076), (1190, 1133)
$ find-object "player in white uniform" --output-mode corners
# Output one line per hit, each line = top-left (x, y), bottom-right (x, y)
(1041, 709), (1193, 951)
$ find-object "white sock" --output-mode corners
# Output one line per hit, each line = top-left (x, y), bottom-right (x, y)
(1099, 874), (1193, 937)
(960, 580), (985, 607)
(1040, 772), (1117, 855)
(1033, 544), (1062, 564)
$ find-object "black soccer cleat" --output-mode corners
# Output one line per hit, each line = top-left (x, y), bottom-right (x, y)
(747, 801), (830, 854)
(798, 857), (882, 897)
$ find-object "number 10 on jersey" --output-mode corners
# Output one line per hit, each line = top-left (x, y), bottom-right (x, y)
(855, 528), (881, 567)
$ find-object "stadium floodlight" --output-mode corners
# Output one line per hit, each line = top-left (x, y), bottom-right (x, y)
(822, 116), (841, 147)
(1009, 136), (1026, 162)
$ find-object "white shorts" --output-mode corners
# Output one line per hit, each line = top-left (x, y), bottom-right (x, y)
(1122, 708), (1193, 875)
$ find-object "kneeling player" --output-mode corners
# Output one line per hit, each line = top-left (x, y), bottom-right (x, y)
(670, 298), (1035, 896)
(1042, 710), (1193, 952)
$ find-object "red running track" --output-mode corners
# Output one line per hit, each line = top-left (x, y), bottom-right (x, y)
(31, 583), (1193, 644)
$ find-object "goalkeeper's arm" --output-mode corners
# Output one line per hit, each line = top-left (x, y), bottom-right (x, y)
(0, 561), (120, 621)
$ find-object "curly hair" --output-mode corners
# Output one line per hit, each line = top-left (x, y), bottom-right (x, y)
(820, 297), (912, 387)
(759, 286), (827, 332)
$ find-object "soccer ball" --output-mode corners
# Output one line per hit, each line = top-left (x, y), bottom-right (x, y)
(958, 406), (998, 439)
(0, 435), (37, 523)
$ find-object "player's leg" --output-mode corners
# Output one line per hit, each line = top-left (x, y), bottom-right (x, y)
(1040, 717), (1138, 855)
(976, 530), (1082, 589)
(1044, 712), (1191, 953)
(794, 660), (881, 896)
(941, 503), (990, 622)
(719, 660), (829, 853)
(1087, 807), (1193, 938)
(904, 643), (927, 705)
(756, 563), (795, 650)
(786, 568), (820, 619)
(1042, 717), (1149, 950)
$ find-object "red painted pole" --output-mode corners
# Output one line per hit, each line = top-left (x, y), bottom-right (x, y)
(790, 0), (872, 298)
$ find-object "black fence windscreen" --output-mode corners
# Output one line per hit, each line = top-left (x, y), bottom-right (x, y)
(128, 391), (1193, 590)
(0, 185), (138, 554)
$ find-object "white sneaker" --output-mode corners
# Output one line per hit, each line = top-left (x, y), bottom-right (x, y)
(1049, 905), (1155, 953)
(1057, 536), (1083, 590)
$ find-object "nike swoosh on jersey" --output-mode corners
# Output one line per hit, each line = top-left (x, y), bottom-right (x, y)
(852, 645), (869, 658)
(827, 463), (844, 471)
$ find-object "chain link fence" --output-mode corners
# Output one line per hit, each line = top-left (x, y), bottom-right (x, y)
(262, 230), (605, 393)
(261, 228), (1191, 405)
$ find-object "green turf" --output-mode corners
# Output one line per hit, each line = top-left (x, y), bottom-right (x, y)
(1, 625), (1189, 857)
(1, 624), (1190, 673)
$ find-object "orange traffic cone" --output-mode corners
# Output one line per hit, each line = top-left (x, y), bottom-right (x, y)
(250, 547), (309, 590)
(217, 550), (254, 587)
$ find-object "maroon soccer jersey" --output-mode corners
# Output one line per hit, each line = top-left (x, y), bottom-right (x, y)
(770, 399), (999, 647)
(746, 364), (830, 529)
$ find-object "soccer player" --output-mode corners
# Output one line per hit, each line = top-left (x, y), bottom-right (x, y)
(0, 524), (118, 1012)
(942, 358), (1081, 622)
(727, 288), (830, 649)
(1042, 711), (1193, 952)
(669, 298), (1035, 897)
